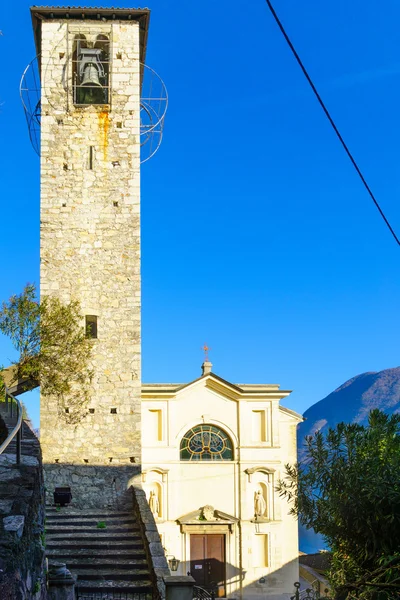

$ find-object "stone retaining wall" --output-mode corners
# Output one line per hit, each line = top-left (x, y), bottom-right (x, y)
(0, 443), (47, 599)
(132, 486), (170, 599)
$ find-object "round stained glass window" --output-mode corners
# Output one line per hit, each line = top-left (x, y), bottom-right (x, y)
(180, 425), (233, 461)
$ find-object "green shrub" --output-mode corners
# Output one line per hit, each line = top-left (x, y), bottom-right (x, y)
(96, 521), (106, 529)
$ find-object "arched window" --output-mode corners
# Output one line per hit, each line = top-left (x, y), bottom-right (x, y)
(72, 33), (110, 105)
(180, 424), (233, 461)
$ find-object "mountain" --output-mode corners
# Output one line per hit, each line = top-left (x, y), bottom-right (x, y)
(297, 366), (400, 552)
(298, 366), (400, 459)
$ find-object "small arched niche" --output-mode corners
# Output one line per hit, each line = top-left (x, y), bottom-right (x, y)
(148, 481), (162, 519)
(255, 482), (268, 518)
(143, 469), (167, 520)
(246, 467), (274, 520)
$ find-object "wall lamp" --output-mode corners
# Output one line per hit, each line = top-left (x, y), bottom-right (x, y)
(168, 556), (180, 572)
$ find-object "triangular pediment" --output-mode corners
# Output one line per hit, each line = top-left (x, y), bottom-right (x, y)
(175, 372), (242, 402)
(142, 371), (299, 410)
(177, 505), (239, 525)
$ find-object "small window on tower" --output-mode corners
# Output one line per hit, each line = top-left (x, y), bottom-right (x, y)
(73, 34), (110, 105)
(85, 315), (98, 339)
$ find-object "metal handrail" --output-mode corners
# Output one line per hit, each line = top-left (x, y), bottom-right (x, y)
(193, 586), (213, 599)
(0, 386), (23, 464)
(291, 580), (332, 600)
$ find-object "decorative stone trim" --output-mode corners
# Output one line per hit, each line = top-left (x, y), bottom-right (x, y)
(142, 468), (169, 483)
(245, 466), (275, 482)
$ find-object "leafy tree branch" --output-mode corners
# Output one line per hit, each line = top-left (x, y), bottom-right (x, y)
(0, 284), (93, 423)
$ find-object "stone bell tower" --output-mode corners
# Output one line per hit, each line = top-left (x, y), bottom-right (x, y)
(29, 7), (152, 507)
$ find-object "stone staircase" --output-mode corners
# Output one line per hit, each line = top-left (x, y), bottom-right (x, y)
(0, 410), (41, 513)
(0, 407), (40, 458)
(0, 401), (46, 599)
(45, 506), (154, 597)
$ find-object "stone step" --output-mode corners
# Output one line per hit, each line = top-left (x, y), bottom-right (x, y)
(46, 516), (138, 525)
(3, 416), (35, 426)
(6, 439), (38, 446)
(75, 593), (153, 600)
(44, 508), (154, 598)
(3, 427), (36, 438)
(59, 557), (148, 569)
(4, 437), (38, 443)
(46, 508), (134, 518)
(46, 525), (140, 534)
(46, 532), (142, 541)
(6, 435), (37, 443)
(46, 547), (147, 558)
(5, 437), (37, 445)
(2, 418), (36, 434)
(46, 519), (138, 526)
(1, 446), (40, 457)
(3, 420), (36, 430)
(46, 540), (145, 550)
(74, 579), (153, 593)
(72, 569), (150, 581)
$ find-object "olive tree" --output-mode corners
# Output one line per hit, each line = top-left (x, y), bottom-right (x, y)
(277, 410), (400, 599)
(0, 284), (93, 423)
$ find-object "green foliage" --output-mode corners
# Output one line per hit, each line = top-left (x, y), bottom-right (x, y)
(33, 579), (41, 594)
(277, 410), (400, 599)
(0, 284), (93, 423)
(96, 521), (107, 529)
(0, 284), (40, 364)
(0, 368), (5, 400)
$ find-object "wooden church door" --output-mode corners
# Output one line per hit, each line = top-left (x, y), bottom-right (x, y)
(190, 534), (226, 597)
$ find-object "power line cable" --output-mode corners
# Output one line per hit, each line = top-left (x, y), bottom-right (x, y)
(265, 0), (400, 247)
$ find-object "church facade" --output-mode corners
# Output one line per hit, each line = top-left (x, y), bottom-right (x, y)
(141, 361), (302, 599)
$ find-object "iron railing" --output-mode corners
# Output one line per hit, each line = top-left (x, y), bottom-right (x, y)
(0, 386), (23, 464)
(193, 585), (213, 599)
(291, 581), (332, 600)
(75, 591), (155, 600)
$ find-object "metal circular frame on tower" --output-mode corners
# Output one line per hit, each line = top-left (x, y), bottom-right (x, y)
(139, 63), (168, 164)
(20, 56), (168, 164)
(20, 56), (41, 156)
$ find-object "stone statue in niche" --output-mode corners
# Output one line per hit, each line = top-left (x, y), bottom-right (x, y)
(149, 490), (160, 518)
(254, 490), (267, 518)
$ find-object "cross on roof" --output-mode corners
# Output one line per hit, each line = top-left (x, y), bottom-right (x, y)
(202, 344), (211, 362)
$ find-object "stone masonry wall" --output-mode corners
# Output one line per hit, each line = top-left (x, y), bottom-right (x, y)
(39, 19), (142, 507)
(132, 487), (170, 599)
(0, 446), (46, 599)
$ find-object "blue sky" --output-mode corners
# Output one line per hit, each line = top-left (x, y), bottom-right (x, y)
(1, 1), (400, 429)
